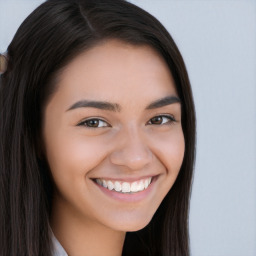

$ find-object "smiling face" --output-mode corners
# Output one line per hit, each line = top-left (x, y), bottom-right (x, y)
(42, 39), (185, 232)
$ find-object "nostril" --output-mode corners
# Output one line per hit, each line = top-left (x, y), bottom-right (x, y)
(109, 129), (153, 169)
(109, 146), (153, 170)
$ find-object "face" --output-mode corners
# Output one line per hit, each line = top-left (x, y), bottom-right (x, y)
(42, 39), (185, 232)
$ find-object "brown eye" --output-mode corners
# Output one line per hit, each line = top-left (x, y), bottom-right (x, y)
(87, 119), (100, 127)
(151, 116), (163, 125)
(78, 118), (109, 128)
(148, 115), (175, 125)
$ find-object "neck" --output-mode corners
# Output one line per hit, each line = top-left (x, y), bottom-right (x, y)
(50, 195), (125, 256)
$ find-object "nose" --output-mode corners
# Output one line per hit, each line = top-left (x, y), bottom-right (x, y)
(109, 126), (153, 171)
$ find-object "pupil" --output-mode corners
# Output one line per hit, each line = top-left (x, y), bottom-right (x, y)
(152, 116), (162, 124)
(88, 119), (99, 127)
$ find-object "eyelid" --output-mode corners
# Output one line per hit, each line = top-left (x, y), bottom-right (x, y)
(76, 114), (177, 128)
(77, 117), (111, 128)
(147, 114), (177, 125)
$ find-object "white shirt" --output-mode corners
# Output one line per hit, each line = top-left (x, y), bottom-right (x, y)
(52, 233), (68, 256)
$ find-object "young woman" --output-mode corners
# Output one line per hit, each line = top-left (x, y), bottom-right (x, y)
(0, 0), (196, 255)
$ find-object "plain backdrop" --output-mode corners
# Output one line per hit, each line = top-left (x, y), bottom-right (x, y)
(0, 1), (256, 256)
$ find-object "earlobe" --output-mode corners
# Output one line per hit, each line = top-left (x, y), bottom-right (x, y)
(0, 53), (8, 74)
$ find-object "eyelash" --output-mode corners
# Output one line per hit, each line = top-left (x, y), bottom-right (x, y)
(147, 115), (176, 125)
(77, 115), (176, 128)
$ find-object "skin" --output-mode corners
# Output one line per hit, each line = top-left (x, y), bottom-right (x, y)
(42, 39), (185, 256)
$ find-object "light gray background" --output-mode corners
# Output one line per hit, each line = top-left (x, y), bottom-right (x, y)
(1, 0), (255, 255)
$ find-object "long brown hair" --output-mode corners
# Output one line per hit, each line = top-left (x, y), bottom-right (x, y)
(0, 0), (196, 255)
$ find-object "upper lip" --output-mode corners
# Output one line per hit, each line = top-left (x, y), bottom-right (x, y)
(90, 174), (159, 182)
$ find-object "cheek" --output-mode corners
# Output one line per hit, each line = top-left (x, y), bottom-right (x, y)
(166, 131), (185, 172)
(151, 127), (185, 190)
(43, 129), (109, 186)
(153, 128), (185, 170)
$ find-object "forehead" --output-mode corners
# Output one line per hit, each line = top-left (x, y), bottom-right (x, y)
(53, 39), (177, 108)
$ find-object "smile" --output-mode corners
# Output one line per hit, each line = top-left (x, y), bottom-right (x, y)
(94, 177), (153, 194)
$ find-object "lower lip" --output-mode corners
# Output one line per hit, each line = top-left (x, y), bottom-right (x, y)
(93, 176), (157, 202)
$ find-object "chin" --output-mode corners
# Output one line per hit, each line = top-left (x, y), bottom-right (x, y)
(108, 214), (153, 232)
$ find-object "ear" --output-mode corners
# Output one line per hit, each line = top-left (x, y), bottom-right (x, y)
(0, 53), (8, 74)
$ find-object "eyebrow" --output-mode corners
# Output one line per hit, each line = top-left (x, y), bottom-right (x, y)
(145, 95), (180, 109)
(66, 100), (121, 112)
(66, 95), (180, 112)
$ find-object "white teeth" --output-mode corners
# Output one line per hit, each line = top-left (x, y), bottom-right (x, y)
(114, 181), (122, 192)
(107, 181), (114, 190)
(138, 180), (144, 191)
(95, 177), (153, 194)
(122, 182), (131, 193)
(130, 181), (138, 192)
(130, 181), (144, 192)
(102, 180), (107, 188)
(96, 179), (103, 186)
(144, 179), (149, 189)
(145, 177), (152, 189)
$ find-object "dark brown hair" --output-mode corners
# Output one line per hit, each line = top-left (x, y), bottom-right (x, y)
(0, 0), (196, 255)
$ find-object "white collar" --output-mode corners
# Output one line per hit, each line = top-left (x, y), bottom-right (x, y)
(52, 232), (68, 256)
